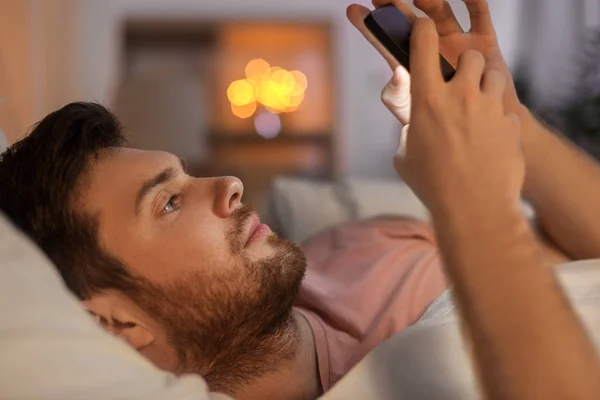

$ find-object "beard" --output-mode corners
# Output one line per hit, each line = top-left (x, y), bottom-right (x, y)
(130, 204), (307, 393)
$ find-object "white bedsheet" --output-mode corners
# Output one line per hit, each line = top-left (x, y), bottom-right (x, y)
(322, 260), (600, 399)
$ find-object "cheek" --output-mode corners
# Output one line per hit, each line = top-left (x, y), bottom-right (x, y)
(146, 216), (234, 279)
(110, 214), (236, 283)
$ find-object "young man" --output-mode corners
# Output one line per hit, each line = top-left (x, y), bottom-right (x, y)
(0, 100), (464, 399)
(0, 1), (598, 400)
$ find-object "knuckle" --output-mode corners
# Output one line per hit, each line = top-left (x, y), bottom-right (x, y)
(413, 0), (436, 12)
(413, 17), (436, 33)
(459, 50), (485, 67)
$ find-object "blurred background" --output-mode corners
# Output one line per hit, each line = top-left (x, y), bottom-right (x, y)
(1, 0), (599, 215)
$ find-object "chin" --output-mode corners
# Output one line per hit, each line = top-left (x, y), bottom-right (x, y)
(273, 237), (307, 281)
(246, 241), (279, 261)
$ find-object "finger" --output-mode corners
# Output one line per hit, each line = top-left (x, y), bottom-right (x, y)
(397, 123), (410, 159)
(381, 65), (412, 125)
(346, 4), (399, 69)
(463, 0), (496, 35)
(454, 50), (486, 88)
(414, 0), (463, 36)
(372, 0), (417, 21)
(393, 124), (411, 181)
(410, 18), (445, 97)
(480, 68), (506, 98)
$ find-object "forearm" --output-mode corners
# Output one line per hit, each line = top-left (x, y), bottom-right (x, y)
(433, 202), (600, 399)
(519, 106), (600, 259)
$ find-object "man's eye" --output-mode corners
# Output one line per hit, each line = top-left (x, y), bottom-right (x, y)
(161, 195), (180, 214)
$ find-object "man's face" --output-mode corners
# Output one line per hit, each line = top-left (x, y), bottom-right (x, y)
(81, 147), (307, 381)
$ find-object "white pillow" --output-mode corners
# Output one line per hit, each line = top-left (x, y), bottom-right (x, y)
(342, 178), (535, 221)
(342, 178), (430, 221)
(265, 177), (353, 244)
(265, 177), (536, 245)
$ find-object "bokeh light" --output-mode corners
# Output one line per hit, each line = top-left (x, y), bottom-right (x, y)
(254, 110), (282, 139)
(290, 70), (308, 96)
(245, 58), (271, 82)
(231, 102), (257, 119)
(227, 79), (256, 106)
(227, 58), (308, 120)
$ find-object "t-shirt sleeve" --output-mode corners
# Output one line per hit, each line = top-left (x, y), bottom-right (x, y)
(296, 216), (448, 389)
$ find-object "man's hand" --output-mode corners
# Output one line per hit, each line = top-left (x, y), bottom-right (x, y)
(397, 18), (523, 216)
(347, 0), (521, 120)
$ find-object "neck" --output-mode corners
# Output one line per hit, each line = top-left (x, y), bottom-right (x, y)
(233, 310), (321, 400)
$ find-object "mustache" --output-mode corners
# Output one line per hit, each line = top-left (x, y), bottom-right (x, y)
(229, 204), (255, 253)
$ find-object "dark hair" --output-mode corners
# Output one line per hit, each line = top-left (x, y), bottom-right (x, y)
(0, 102), (140, 299)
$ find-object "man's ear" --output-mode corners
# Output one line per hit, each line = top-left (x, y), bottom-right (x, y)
(83, 292), (154, 350)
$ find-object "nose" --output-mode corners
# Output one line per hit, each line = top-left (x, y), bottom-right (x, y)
(213, 176), (244, 218)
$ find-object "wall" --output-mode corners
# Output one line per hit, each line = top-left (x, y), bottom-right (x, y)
(5, 0), (580, 177)
(521, 0), (599, 110)
(0, 0), (35, 143)
(106, 0), (395, 177)
(78, 0), (123, 105)
(0, 0), (82, 143)
(82, 0), (530, 179)
(107, 0), (411, 178)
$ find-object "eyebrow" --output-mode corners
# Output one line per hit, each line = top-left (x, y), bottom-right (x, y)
(134, 158), (187, 215)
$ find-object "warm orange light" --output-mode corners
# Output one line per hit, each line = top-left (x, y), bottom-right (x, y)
(227, 79), (256, 106)
(271, 69), (296, 93)
(245, 58), (271, 82)
(290, 70), (308, 96)
(228, 60), (308, 119)
(231, 102), (257, 119)
(284, 93), (305, 112)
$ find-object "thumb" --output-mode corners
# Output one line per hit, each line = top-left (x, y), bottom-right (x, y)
(393, 123), (410, 181)
(381, 65), (412, 125)
(397, 123), (410, 159)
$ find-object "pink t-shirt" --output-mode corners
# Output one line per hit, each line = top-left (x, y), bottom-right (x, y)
(294, 216), (448, 391)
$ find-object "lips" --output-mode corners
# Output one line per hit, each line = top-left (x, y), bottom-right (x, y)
(244, 214), (271, 247)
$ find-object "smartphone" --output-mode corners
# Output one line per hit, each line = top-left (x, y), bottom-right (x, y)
(364, 4), (456, 81)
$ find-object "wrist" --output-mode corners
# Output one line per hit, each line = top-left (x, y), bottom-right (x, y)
(433, 198), (525, 230)
(428, 188), (524, 226)
(429, 191), (529, 255)
(431, 197), (535, 274)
